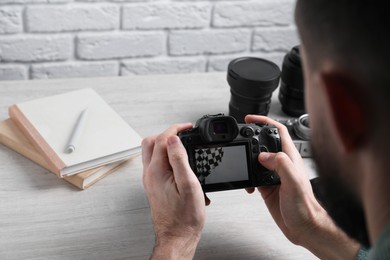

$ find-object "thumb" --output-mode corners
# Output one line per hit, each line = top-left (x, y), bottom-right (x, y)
(167, 135), (199, 191)
(259, 152), (298, 184)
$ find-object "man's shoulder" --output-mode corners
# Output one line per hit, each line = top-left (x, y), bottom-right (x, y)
(369, 223), (390, 260)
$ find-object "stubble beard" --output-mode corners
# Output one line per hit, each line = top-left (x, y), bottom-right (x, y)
(311, 127), (370, 247)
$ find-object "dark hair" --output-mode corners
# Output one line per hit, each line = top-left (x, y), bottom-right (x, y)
(295, 0), (390, 246)
(295, 0), (390, 115)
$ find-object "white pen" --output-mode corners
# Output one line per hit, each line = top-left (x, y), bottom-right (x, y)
(66, 107), (89, 154)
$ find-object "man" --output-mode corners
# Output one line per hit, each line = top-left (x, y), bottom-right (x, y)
(141, 0), (390, 259)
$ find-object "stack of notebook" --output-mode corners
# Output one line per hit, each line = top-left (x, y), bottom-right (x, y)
(0, 88), (142, 189)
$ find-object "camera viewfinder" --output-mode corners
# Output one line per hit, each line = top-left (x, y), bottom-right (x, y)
(213, 121), (228, 134)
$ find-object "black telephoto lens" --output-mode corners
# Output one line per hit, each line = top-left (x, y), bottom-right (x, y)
(227, 57), (281, 123)
(279, 46), (306, 117)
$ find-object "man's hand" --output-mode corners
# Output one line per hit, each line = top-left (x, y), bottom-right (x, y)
(245, 115), (361, 260)
(142, 123), (206, 259)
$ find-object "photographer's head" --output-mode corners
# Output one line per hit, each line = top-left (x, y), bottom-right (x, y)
(295, 0), (390, 246)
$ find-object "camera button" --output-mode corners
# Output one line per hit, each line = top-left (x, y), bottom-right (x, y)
(255, 122), (267, 127)
(260, 145), (269, 153)
(252, 146), (259, 153)
(273, 130), (278, 135)
(255, 129), (261, 135)
(241, 126), (254, 137)
(265, 175), (275, 184)
(267, 129), (273, 134)
(251, 138), (259, 145)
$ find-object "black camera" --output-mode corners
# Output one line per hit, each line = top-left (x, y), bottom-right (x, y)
(276, 114), (311, 157)
(178, 114), (282, 192)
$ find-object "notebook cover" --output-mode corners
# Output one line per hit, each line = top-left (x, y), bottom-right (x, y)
(8, 88), (142, 177)
(0, 119), (134, 189)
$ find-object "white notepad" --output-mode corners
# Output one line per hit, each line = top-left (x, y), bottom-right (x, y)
(9, 88), (142, 177)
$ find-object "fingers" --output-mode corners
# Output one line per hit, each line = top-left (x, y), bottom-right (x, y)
(245, 115), (302, 162)
(259, 152), (299, 185)
(141, 136), (156, 167)
(166, 135), (199, 193)
(149, 123), (193, 171)
(142, 123), (193, 190)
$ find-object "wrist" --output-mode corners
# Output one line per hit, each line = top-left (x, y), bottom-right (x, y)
(151, 233), (201, 260)
(300, 206), (361, 260)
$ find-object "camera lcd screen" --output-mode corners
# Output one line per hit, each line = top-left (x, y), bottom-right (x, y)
(190, 142), (251, 192)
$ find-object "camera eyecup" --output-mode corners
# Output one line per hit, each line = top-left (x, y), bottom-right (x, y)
(227, 57), (281, 123)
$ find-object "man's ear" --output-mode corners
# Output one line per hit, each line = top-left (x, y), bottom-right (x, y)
(320, 72), (369, 153)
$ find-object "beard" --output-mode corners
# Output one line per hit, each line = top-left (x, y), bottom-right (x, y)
(311, 128), (370, 248)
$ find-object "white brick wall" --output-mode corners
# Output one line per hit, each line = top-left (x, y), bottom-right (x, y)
(0, 0), (299, 81)
(26, 5), (119, 32)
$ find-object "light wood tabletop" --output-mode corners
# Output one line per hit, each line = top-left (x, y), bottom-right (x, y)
(0, 73), (318, 259)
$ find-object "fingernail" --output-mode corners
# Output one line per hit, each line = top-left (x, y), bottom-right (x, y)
(259, 152), (270, 161)
(167, 135), (180, 146)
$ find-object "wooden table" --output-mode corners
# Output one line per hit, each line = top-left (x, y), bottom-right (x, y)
(0, 73), (318, 259)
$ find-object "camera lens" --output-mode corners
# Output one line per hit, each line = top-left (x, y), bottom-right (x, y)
(293, 114), (310, 140)
(227, 57), (281, 123)
(279, 46), (306, 117)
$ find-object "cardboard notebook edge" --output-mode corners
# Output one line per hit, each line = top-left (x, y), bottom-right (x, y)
(9, 105), (66, 177)
(0, 119), (136, 189)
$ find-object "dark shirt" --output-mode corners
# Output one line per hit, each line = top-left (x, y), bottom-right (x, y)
(369, 223), (390, 259)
